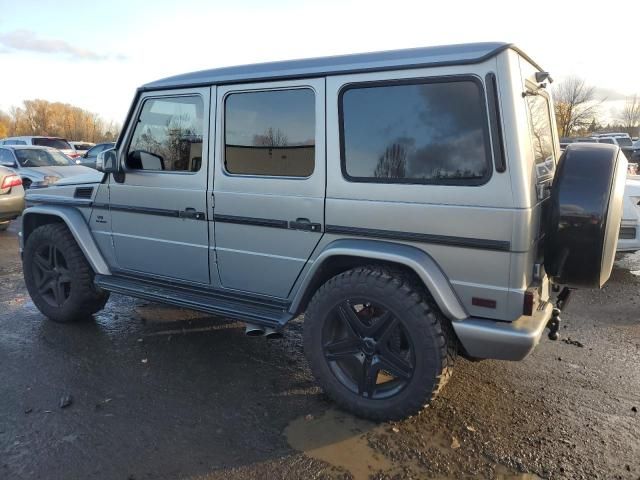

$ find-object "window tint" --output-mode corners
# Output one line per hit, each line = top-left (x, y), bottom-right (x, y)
(525, 93), (556, 181)
(599, 138), (614, 144)
(340, 79), (491, 184)
(32, 138), (72, 149)
(128, 96), (204, 172)
(224, 89), (315, 177)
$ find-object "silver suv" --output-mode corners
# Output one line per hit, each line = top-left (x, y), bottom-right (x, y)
(19, 42), (626, 420)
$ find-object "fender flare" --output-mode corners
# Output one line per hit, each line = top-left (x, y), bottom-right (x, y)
(289, 239), (468, 321)
(21, 205), (111, 275)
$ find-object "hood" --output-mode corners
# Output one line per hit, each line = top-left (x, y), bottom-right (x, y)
(53, 169), (105, 185)
(22, 165), (99, 181)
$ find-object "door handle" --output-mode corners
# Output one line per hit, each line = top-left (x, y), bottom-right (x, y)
(180, 207), (205, 220)
(289, 217), (321, 232)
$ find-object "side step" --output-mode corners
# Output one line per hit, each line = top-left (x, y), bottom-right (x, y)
(94, 274), (293, 329)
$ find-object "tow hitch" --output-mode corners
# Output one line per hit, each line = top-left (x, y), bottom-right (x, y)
(546, 287), (572, 341)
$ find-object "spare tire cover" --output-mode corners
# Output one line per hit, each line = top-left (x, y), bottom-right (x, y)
(544, 144), (627, 288)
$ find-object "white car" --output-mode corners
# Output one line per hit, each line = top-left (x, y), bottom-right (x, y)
(0, 136), (80, 160)
(618, 177), (640, 252)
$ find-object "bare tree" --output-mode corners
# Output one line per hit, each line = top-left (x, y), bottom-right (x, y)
(252, 127), (288, 147)
(553, 77), (602, 137)
(374, 143), (407, 179)
(619, 95), (640, 130)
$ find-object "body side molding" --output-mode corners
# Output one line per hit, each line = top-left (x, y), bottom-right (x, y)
(289, 239), (468, 321)
(21, 205), (111, 275)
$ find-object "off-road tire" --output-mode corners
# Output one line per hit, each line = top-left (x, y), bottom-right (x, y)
(303, 265), (456, 421)
(23, 224), (109, 322)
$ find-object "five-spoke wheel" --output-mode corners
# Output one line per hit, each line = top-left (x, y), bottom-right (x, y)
(304, 266), (456, 421)
(32, 244), (72, 307)
(23, 223), (109, 322)
(323, 300), (415, 400)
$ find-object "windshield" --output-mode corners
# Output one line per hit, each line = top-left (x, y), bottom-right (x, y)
(32, 138), (72, 150)
(15, 149), (72, 167)
(616, 137), (632, 146)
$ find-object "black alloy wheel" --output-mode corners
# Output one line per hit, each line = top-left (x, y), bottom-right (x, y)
(322, 299), (415, 400)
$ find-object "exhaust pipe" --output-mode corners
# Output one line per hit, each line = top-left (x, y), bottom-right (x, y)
(245, 323), (265, 336)
(264, 327), (283, 339)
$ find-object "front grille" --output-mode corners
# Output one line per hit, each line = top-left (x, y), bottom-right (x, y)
(74, 187), (94, 199)
(619, 226), (637, 240)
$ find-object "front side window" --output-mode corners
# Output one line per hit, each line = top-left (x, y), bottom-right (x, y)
(340, 78), (491, 184)
(224, 88), (315, 177)
(127, 96), (204, 172)
(0, 149), (14, 164)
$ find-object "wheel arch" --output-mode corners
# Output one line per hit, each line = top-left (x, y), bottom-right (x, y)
(21, 205), (111, 275)
(289, 239), (468, 321)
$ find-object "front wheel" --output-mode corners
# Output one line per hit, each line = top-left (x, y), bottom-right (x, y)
(23, 224), (109, 322)
(303, 266), (456, 421)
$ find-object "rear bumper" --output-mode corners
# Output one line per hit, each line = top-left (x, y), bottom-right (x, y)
(617, 222), (640, 252)
(0, 193), (25, 221)
(452, 300), (553, 361)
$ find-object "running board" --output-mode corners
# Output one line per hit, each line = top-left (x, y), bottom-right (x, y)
(94, 274), (293, 329)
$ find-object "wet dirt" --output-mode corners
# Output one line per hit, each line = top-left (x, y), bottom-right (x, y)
(1, 220), (639, 479)
(285, 409), (392, 479)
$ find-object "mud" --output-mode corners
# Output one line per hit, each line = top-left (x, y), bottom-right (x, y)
(1, 220), (639, 479)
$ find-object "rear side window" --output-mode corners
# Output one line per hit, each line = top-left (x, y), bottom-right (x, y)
(340, 78), (491, 184)
(525, 93), (556, 181)
(224, 89), (315, 177)
(32, 138), (72, 149)
(127, 96), (204, 172)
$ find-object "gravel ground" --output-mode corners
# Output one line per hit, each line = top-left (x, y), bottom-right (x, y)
(0, 220), (638, 480)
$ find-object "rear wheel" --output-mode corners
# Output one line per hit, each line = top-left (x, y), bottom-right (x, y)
(23, 224), (109, 322)
(0, 222), (9, 231)
(303, 266), (456, 421)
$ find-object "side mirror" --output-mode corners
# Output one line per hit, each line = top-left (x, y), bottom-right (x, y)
(0, 160), (17, 168)
(96, 148), (119, 173)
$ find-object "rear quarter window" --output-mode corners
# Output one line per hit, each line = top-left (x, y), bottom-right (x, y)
(339, 77), (492, 185)
(32, 138), (72, 149)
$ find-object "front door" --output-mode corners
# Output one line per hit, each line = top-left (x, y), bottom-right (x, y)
(212, 79), (325, 298)
(109, 88), (212, 284)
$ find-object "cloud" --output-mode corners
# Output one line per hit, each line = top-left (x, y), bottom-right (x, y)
(0, 29), (124, 61)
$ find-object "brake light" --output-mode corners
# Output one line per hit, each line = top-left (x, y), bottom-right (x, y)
(67, 153), (81, 158)
(1, 174), (22, 189)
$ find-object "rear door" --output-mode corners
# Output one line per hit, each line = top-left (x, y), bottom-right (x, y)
(212, 79), (325, 298)
(108, 88), (212, 284)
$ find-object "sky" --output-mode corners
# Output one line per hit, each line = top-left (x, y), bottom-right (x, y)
(0, 0), (638, 125)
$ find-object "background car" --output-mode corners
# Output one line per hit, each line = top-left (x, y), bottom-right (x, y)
(0, 136), (81, 160)
(618, 177), (640, 252)
(0, 166), (25, 231)
(0, 145), (96, 188)
(77, 142), (115, 168)
(70, 141), (95, 156)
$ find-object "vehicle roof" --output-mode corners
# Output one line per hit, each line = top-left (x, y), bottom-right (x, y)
(142, 42), (539, 91)
(2, 136), (68, 139)
(0, 145), (58, 151)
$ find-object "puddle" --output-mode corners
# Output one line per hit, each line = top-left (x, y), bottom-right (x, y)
(135, 305), (211, 324)
(286, 410), (545, 480)
(285, 409), (391, 479)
